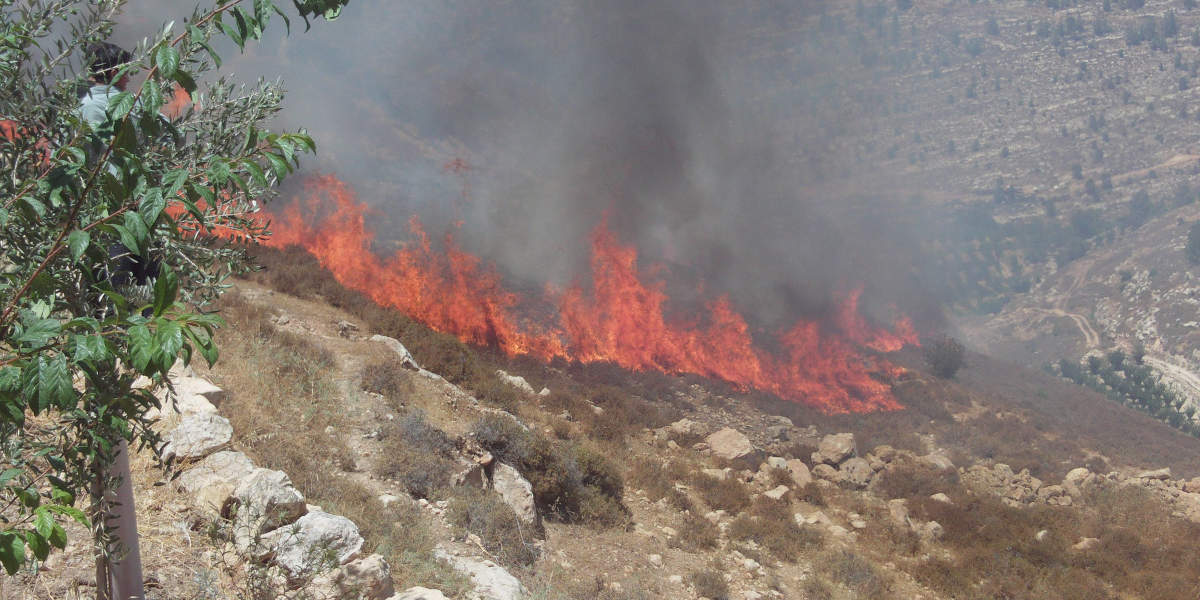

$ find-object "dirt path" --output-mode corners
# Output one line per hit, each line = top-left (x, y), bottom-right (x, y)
(1144, 355), (1200, 404)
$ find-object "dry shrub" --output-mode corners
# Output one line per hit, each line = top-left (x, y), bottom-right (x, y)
(795, 481), (826, 507)
(627, 456), (692, 511)
(819, 549), (892, 599)
(871, 458), (960, 500)
(670, 512), (719, 552)
(471, 414), (627, 526)
(360, 359), (415, 401)
(471, 376), (524, 412)
(375, 410), (457, 499)
(690, 473), (751, 513)
(688, 563), (729, 600)
(726, 498), (822, 562)
(446, 486), (539, 568)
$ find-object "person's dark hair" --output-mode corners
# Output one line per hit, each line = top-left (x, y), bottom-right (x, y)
(86, 42), (131, 84)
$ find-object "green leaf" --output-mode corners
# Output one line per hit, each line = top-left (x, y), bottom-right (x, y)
(0, 468), (22, 487)
(34, 508), (53, 539)
(242, 159), (267, 186)
(0, 531), (25, 575)
(47, 523), (66, 550)
(24, 531), (48, 562)
(45, 505), (88, 528)
(219, 21), (245, 49)
(122, 210), (150, 255)
(68, 229), (90, 263)
(72, 334), (108, 363)
(173, 69), (197, 94)
(153, 266), (179, 316)
(154, 44), (179, 79)
(142, 78), (163, 113)
(189, 25), (222, 67)
(139, 188), (166, 227)
(36, 354), (72, 412)
(108, 91), (135, 119)
(128, 324), (153, 373)
(154, 321), (184, 372)
(164, 169), (189, 197)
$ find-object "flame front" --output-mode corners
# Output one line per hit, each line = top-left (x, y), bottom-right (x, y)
(263, 175), (918, 414)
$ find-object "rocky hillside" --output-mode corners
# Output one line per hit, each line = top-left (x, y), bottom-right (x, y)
(11, 246), (1200, 600)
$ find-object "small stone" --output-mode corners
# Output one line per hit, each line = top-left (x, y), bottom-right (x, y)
(850, 519), (867, 529)
(930, 493), (952, 504)
(648, 554), (663, 568)
(668, 575), (683, 584)
(1036, 529), (1050, 542)
(1072, 537), (1101, 551)
(763, 485), (790, 500)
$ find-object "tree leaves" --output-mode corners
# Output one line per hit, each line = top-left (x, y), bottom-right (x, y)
(0, 532), (24, 575)
(67, 229), (89, 263)
(153, 45), (179, 79)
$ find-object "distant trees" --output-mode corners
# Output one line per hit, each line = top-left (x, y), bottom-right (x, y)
(925, 336), (966, 379)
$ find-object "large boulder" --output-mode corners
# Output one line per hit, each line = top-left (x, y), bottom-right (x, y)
(231, 468), (307, 552)
(705, 428), (756, 462)
(785, 459), (812, 488)
(435, 551), (526, 600)
(309, 553), (394, 600)
(495, 370), (536, 396)
(812, 433), (856, 465)
(174, 450), (256, 517)
(162, 413), (233, 462)
(840, 457), (874, 488)
(491, 463), (540, 531)
(668, 418), (709, 440)
(261, 510), (365, 579)
(370, 335), (420, 370)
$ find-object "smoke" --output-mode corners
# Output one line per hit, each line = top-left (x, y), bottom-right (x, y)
(113, 0), (940, 331)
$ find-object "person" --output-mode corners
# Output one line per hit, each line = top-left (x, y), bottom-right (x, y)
(76, 41), (147, 600)
(79, 42), (160, 302)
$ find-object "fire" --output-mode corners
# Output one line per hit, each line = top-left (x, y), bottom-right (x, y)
(262, 175), (919, 414)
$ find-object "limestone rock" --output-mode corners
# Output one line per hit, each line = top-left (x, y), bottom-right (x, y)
(309, 554), (394, 600)
(162, 413), (233, 462)
(812, 464), (842, 483)
(812, 433), (856, 465)
(495, 370), (536, 396)
(231, 468), (307, 552)
(763, 485), (790, 500)
(1062, 467), (1093, 497)
(839, 457), (873, 488)
(435, 551), (526, 600)
(262, 510), (365, 579)
(785, 459), (812, 488)
(1072, 537), (1101, 551)
(370, 335), (420, 370)
(920, 453), (955, 471)
(919, 521), (944, 541)
(887, 500), (910, 528)
(765, 456), (788, 470)
(930, 493), (952, 504)
(1138, 467), (1172, 480)
(705, 428), (756, 462)
(174, 450), (256, 517)
(702, 468), (730, 481)
(392, 588), (449, 600)
(492, 463), (540, 531)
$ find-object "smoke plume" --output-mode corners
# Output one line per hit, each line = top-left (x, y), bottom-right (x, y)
(114, 0), (939, 332)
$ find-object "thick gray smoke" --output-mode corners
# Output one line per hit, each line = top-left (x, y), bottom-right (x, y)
(114, 0), (938, 330)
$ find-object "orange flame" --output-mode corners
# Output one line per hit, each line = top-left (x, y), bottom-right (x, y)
(262, 175), (919, 414)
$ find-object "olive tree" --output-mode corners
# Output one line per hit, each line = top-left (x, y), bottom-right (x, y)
(0, 0), (348, 595)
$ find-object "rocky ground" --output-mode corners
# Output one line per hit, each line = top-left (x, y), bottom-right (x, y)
(13, 278), (1200, 600)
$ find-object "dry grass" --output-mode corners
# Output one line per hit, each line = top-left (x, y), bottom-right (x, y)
(689, 472), (751, 514)
(208, 291), (470, 595)
(726, 497), (824, 563)
(446, 486), (540, 568)
(687, 562), (730, 600)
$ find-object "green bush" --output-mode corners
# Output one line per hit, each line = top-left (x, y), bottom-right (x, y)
(924, 335), (966, 379)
